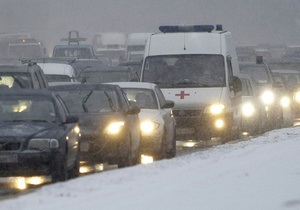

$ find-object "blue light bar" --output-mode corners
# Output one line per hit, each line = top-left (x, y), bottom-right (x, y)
(159, 25), (215, 33)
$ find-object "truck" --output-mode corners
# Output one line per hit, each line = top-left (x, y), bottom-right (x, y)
(140, 25), (242, 142)
(126, 33), (152, 62)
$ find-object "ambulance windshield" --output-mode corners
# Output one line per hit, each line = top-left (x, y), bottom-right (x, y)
(143, 55), (226, 88)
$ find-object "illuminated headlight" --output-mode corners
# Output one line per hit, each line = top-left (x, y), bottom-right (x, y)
(27, 138), (59, 150)
(280, 96), (290, 108)
(204, 104), (225, 115)
(215, 119), (224, 128)
(140, 121), (159, 134)
(105, 121), (125, 135)
(294, 91), (300, 102)
(261, 90), (275, 105)
(242, 102), (255, 117)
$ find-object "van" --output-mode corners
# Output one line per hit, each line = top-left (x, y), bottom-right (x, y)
(37, 63), (78, 86)
(140, 25), (242, 141)
(126, 33), (152, 62)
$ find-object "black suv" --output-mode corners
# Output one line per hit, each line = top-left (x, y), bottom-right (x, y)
(0, 63), (48, 89)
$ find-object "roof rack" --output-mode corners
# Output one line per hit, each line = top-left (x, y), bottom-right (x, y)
(60, 30), (87, 45)
(159, 25), (217, 33)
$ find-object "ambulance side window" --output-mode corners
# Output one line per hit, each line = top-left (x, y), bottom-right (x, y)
(227, 56), (234, 84)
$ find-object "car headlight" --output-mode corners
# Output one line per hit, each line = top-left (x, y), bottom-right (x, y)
(280, 96), (290, 108)
(27, 138), (59, 150)
(261, 90), (275, 105)
(204, 104), (225, 115)
(294, 91), (300, 102)
(140, 121), (159, 134)
(105, 121), (125, 135)
(242, 102), (255, 117)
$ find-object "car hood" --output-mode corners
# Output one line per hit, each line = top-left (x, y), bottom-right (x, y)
(76, 112), (125, 133)
(138, 109), (161, 121)
(0, 122), (60, 139)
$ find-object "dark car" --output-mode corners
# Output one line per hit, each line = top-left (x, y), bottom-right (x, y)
(0, 63), (48, 89)
(49, 84), (141, 168)
(0, 90), (80, 183)
(239, 56), (283, 130)
(80, 66), (140, 84)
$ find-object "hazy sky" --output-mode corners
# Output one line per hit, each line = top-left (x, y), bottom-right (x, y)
(0, 0), (299, 52)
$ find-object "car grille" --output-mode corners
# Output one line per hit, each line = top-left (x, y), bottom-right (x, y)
(172, 109), (202, 117)
(0, 138), (21, 151)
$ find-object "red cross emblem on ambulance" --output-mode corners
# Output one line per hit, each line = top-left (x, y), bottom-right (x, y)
(175, 91), (190, 99)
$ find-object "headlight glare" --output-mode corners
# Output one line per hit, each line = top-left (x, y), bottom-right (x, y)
(205, 104), (225, 115)
(294, 91), (300, 102)
(105, 121), (125, 135)
(242, 102), (255, 117)
(140, 121), (159, 134)
(261, 90), (275, 105)
(280, 96), (290, 108)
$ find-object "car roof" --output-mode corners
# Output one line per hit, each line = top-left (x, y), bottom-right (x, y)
(107, 82), (156, 89)
(49, 83), (120, 91)
(0, 89), (54, 97)
(37, 62), (75, 75)
(0, 64), (34, 73)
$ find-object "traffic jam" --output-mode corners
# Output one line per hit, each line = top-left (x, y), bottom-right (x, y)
(0, 24), (300, 194)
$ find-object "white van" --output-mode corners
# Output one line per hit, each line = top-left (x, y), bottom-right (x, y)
(140, 25), (242, 141)
(37, 63), (78, 86)
(126, 33), (152, 62)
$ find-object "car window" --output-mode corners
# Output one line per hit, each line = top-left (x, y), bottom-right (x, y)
(122, 88), (158, 109)
(0, 96), (56, 122)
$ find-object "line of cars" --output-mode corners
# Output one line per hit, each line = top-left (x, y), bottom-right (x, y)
(0, 60), (177, 185)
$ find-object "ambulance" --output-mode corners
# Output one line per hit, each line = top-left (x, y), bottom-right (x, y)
(140, 25), (242, 141)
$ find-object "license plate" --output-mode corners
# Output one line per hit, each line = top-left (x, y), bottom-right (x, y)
(0, 154), (18, 163)
(176, 128), (195, 135)
(80, 142), (90, 152)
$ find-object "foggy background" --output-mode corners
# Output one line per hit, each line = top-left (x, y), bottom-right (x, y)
(0, 0), (299, 54)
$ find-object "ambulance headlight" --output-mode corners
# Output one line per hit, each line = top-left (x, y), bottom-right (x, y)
(294, 91), (300, 102)
(261, 90), (275, 105)
(280, 96), (290, 108)
(204, 104), (225, 115)
(242, 102), (255, 117)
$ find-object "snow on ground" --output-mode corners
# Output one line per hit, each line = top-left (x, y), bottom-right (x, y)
(2, 127), (300, 210)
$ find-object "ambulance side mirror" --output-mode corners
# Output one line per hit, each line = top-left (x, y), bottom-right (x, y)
(230, 76), (242, 93)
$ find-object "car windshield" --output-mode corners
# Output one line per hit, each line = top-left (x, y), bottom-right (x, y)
(142, 55), (226, 88)
(53, 47), (93, 58)
(240, 65), (271, 85)
(55, 89), (119, 113)
(122, 88), (158, 109)
(8, 44), (42, 58)
(45, 74), (72, 82)
(0, 96), (56, 122)
(0, 72), (32, 89)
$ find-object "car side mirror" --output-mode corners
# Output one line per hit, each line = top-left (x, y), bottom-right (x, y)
(162, 100), (175, 109)
(65, 115), (79, 124)
(230, 76), (242, 93)
(127, 105), (140, 115)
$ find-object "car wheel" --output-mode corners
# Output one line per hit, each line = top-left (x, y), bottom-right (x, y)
(51, 154), (68, 183)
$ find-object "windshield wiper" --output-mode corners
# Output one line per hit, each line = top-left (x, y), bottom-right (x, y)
(104, 91), (116, 111)
(82, 90), (93, 112)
